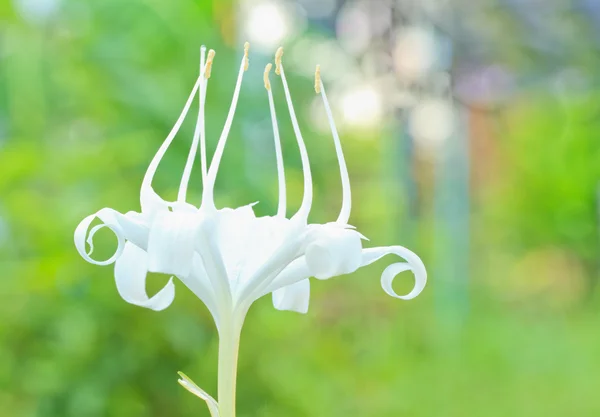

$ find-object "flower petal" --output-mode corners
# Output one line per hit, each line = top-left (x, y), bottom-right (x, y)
(178, 254), (220, 324)
(304, 224), (363, 279)
(74, 208), (126, 266)
(213, 205), (257, 281)
(272, 278), (310, 314)
(262, 257), (311, 295)
(235, 214), (292, 287)
(116, 211), (150, 250)
(115, 242), (175, 311)
(235, 220), (306, 308)
(196, 215), (232, 308)
(147, 209), (201, 277)
(361, 246), (427, 300)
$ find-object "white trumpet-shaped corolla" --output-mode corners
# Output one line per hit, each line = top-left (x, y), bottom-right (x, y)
(74, 44), (427, 417)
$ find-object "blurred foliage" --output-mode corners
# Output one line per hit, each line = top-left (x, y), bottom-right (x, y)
(1, 1), (600, 417)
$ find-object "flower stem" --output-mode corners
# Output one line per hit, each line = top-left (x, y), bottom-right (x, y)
(217, 312), (244, 417)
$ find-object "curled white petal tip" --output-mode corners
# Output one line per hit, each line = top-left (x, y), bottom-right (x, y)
(74, 208), (126, 266)
(140, 277), (176, 312)
(115, 243), (176, 311)
(85, 224), (104, 255)
(177, 372), (220, 417)
(361, 245), (427, 300)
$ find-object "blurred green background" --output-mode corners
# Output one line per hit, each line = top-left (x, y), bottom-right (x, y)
(1, 0), (600, 416)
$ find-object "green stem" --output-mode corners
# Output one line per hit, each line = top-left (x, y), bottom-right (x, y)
(217, 311), (244, 417)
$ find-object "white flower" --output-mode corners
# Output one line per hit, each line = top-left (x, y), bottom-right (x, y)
(74, 43), (427, 416)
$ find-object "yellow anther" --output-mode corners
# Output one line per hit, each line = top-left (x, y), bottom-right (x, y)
(243, 42), (250, 71)
(264, 63), (272, 90)
(315, 65), (321, 94)
(275, 47), (284, 75)
(205, 49), (216, 79)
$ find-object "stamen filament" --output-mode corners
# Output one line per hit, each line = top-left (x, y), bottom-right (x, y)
(141, 75), (203, 205)
(200, 51), (209, 183)
(276, 48), (312, 221)
(264, 63), (286, 217)
(202, 43), (250, 210)
(178, 46), (207, 202)
(316, 66), (352, 224)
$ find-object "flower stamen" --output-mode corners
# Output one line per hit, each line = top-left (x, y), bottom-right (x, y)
(263, 63), (271, 91)
(199, 48), (210, 184)
(202, 43), (250, 210)
(243, 42), (250, 71)
(276, 47), (313, 221)
(205, 49), (216, 79)
(315, 65), (351, 224)
(264, 63), (286, 217)
(275, 47), (283, 75)
(178, 46), (208, 202)
(140, 75), (203, 210)
(314, 64), (321, 94)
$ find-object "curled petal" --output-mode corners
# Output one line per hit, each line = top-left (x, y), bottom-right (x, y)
(147, 210), (202, 278)
(89, 213), (150, 252)
(305, 224), (363, 279)
(177, 372), (219, 417)
(361, 246), (427, 300)
(116, 211), (150, 250)
(74, 208), (127, 266)
(115, 242), (175, 311)
(272, 278), (310, 314)
(85, 224), (105, 255)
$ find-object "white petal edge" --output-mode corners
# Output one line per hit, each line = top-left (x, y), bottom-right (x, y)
(361, 246), (427, 300)
(177, 372), (219, 417)
(74, 208), (126, 266)
(272, 278), (310, 314)
(115, 242), (175, 311)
